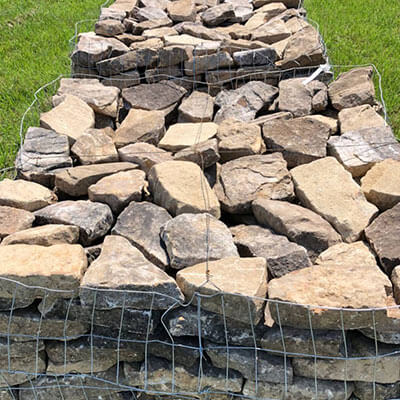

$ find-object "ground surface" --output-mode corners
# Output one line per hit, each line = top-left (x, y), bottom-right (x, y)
(304, 0), (400, 138)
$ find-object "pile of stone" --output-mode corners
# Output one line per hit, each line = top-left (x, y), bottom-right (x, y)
(71, 0), (326, 90)
(2, 0), (400, 399)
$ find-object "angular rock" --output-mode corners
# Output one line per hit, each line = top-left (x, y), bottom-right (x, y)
(112, 201), (171, 269)
(306, 114), (338, 134)
(118, 142), (173, 174)
(114, 109), (165, 147)
(55, 162), (138, 197)
(0, 206), (34, 239)
(253, 199), (341, 260)
(184, 52), (234, 75)
(201, 3), (235, 26)
(291, 157), (378, 242)
(71, 128), (119, 164)
(95, 19), (125, 36)
(262, 116), (330, 167)
(143, 26), (178, 38)
(231, 224), (311, 278)
(0, 179), (57, 212)
(214, 153), (294, 214)
(328, 67), (376, 111)
(354, 381), (400, 400)
(268, 262), (392, 330)
(40, 95), (95, 144)
(1, 225), (79, 246)
(252, 19), (291, 44)
(178, 91), (214, 123)
(53, 78), (120, 118)
(338, 104), (387, 134)
(148, 160), (221, 218)
(133, 6), (168, 21)
(181, 22), (228, 41)
(328, 126), (400, 177)
(134, 17), (173, 32)
(80, 235), (184, 310)
(109, 0), (138, 14)
(392, 266), (400, 304)
(365, 202), (400, 274)
(233, 47), (277, 66)
(35, 200), (114, 246)
(167, 0), (196, 21)
(217, 119), (265, 161)
(173, 137), (219, 167)
(254, 2), (287, 20)
(176, 257), (267, 324)
(164, 33), (218, 47)
(161, 213), (238, 269)
(99, 7), (126, 21)
(361, 159), (400, 210)
(88, 170), (146, 214)
(159, 122), (218, 152)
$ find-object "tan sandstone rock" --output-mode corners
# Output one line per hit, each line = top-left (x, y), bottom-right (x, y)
(0, 206), (35, 239)
(338, 104), (387, 134)
(178, 91), (214, 122)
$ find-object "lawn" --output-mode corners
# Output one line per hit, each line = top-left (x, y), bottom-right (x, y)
(304, 0), (400, 139)
(0, 0), (108, 174)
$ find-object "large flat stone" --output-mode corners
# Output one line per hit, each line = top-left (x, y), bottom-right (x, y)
(338, 104), (387, 134)
(0, 206), (34, 239)
(176, 257), (267, 324)
(252, 19), (291, 44)
(184, 52), (234, 75)
(148, 160), (221, 218)
(214, 153), (294, 214)
(201, 3), (235, 26)
(80, 235), (184, 310)
(231, 224), (311, 278)
(35, 200), (114, 246)
(233, 47), (277, 66)
(291, 157), (378, 242)
(173, 138), (220, 168)
(161, 213), (238, 269)
(354, 381), (400, 400)
(178, 91), (214, 122)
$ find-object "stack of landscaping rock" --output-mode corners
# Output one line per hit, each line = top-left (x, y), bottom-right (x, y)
(1, 1), (400, 400)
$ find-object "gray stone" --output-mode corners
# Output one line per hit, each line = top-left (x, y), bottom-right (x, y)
(178, 91), (214, 123)
(95, 19), (125, 36)
(184, 52), (234, 75)
(173, 138), (220, 168)
(158, 45), (191, 67)
(180, 22), (229, 41)
(133, 6), (169, 21)
(80, 235), (184, 310)
(112, 201), (171, 269)
(230, 224), (311, 278)
(233, 47), (277, 66)
(214, 153), (294, 214)
(167, 0), (196, 22)
(134, 17), (173, 33)
(251, 19), (291, 44)
(201, 3), (235, 26)
(354, 380), (400, 400)
(35, 200), (114, 246)
(161, 213), (238, 269)
(99, 7), (126, 21)
(0, 206), (34, 239)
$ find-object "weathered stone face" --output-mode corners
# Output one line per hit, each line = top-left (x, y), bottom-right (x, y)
(173, 138), (220, 168)
(0, 206), (35, 239)
(95, 18), (125, 37)
(338, 104), (387, 133)
(178, 91), (214, 122)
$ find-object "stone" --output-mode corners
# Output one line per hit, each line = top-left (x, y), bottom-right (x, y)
(328, 126), (400, 177)
(167, 0), (196, 21)
(233, 47), (277, 66)
(329, 67), (376, 110)
(354, 381), (400, 400)
(99, 7), (126, 21)
(306, 114), (338, 134)
(0, 244), (87, 309)
(134, 17), (173, 33)
(0, 206), (34, 239)
(71, 128), (119, 164)
(267, 262), (392, 330)
(365, 203), (400, 275)
(53, 78), (120, 118)
(159, 122), (218, 152)
(0, 179), (57, 212)
(109, 0), (138, 14)
(291, 157), (378, 242)
(101, 70), (141, 90)
(206, 345), (293, 383)
(1, 225), (79, 246)
(231, 224), (311, 278)
(217, 119), (265, 161)
(214, 153), (294, 214)
(122, 81), (187, 111)
(178, 91), (214, 123)
(253, 199), (341, 260)
(118, 142), (173, 174)
(201, 3), (235, 26)
(262, 116), (330, 167)
(176, 257), (267, 324)
(243, 377), (354, 400)
(292, 335), (400, 384)
(251, 19), (291, 45)
(112, 201), (171, 269)
(184, 52), (234, 75)
(40, 95), (95, 144)
(254, 2), (287, 19)
(88, 170), (146, 214)
(95, 19), (125, 36)
(140, 0), (169, 9)
(277, 25), (325, 69)
(338, 104), (387, 134)
(134, 5), (169, 21)
(392, 266), (400, 304)
(80, 235), (184, 310)
(164, 33), (217, 47)
(54, 162), (138, 197)
(181, 22), (228, 41)
(71, 32), (129, 68)
(228, 0), (253, 23)
(35, 200), (114, 246)
(361, 159), (400, 210)
(161, 213), (238, 270)
(157, 45), (190, 67)
(148, 160), (221, 218)
(114, 109), (165, 147)
(173, 138), (219, 168)
(15, 127), (73, 184)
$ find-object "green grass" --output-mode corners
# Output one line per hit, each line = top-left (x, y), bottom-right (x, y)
(0, 0), (109, 173)
(304, 0), (400, 139)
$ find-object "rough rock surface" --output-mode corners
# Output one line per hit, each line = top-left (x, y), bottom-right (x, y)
(161, 213), (238, 269)
(178, 91), (214, 122)
(148, 160), (221, 217)
(0, 206), (35, 239)
(176, 257), (267, 324)
(291, 157), (378, 242)
(214, 153), (294, 214)
(338, 104), (387, 133)
(173, 138), (220, 168)
(231, 224), (311, 278)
